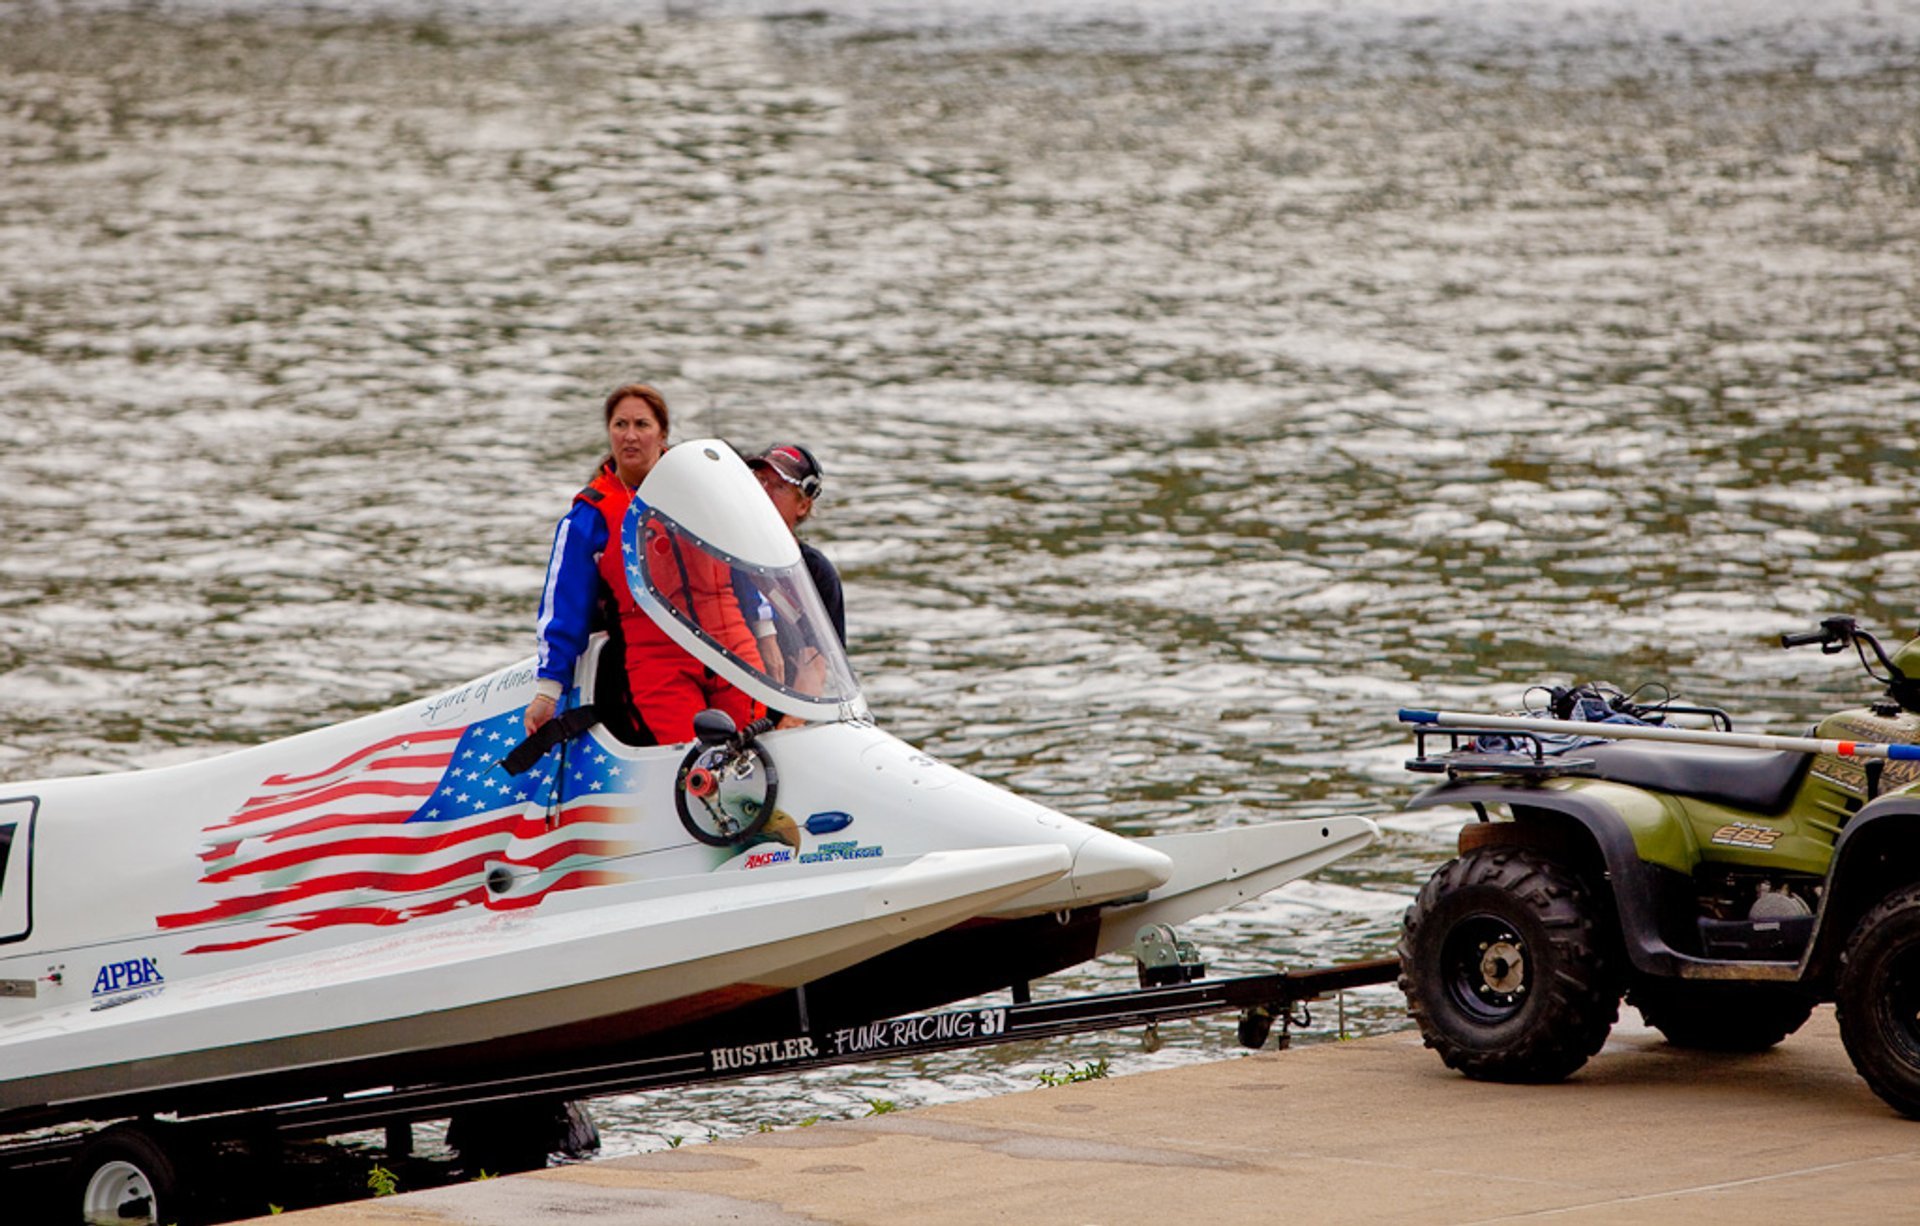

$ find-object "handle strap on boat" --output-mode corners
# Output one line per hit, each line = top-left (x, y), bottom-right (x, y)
(501, 704), (602, 775)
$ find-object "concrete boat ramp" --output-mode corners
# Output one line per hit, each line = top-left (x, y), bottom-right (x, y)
(253, 1007), (1918, 1225)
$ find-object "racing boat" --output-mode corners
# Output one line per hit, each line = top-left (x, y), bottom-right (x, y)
(0, 440), (1376, 1130)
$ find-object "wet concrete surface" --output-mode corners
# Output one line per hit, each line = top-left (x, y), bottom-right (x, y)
(244, 1005), (1920, 1225)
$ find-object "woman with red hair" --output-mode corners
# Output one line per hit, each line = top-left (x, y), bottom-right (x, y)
(525, 383), (763, 743)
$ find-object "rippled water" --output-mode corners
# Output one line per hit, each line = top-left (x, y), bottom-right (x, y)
(3, 0), (1919, 1165)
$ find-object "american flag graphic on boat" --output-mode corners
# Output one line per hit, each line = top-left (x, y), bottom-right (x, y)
(157, 704), (641, 955)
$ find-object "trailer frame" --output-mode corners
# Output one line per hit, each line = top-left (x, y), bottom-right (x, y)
(1, 954), (1399, 1221)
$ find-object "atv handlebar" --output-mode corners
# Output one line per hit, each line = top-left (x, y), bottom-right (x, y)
(1780, 616), (1920, 715)
(1779, 628), (1831, 648)
(1780, 615), (1859, 653)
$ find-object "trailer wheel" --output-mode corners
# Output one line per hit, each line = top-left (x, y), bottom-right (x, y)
(1236, 1005), (1275, 1050)
(1837, 883), (1920, 1118)
(448, 1099), (597, 1174)
(72, 1123), (191, 1226)
(1628, 979), (1814, 1052)
(1398, 847), (1620, 1083)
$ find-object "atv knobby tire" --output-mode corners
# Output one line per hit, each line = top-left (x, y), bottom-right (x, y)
(1399, 847), (1620, 1083)
(1628, 979), (1815, 1052)
(1837, 883), (1920, 1119)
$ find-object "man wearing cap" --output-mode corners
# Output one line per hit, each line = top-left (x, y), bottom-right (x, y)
(747, 442), (845, 648)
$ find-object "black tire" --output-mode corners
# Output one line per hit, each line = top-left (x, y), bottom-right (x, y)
(1628, 979), (1815, 1052)
(554, 1099), (602, 1160)
(448, 1099), (597, 1173)
(1398, 847), (1621, 1083)
(1837, 883), (1920, 1118)
(71, 1123), (191, 1226)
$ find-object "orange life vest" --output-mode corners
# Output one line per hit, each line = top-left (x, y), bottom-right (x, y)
(573, 463), (641, 618)
(572, 463), (764, 670)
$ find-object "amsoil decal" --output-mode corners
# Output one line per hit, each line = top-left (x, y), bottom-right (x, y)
(1709, 821), (1784, 850)
(744, 848), (792, 869)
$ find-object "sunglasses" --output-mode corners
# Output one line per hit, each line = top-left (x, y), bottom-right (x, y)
(755, 459), (822, 500)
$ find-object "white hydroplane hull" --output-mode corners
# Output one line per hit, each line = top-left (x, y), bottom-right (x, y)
(0, 440), (1377, 1126)
(2, 846), (1071, 1115)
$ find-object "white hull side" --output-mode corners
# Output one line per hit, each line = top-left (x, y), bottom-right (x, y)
(2, 846), (1069, 1115)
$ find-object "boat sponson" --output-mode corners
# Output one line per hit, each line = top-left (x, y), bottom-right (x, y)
(1092, 815), (1379, 956)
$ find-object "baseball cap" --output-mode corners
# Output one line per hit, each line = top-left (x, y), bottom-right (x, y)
(747, 443), (824, 499)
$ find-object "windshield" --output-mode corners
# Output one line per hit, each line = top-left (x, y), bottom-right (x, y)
(624, 504), (860, 716)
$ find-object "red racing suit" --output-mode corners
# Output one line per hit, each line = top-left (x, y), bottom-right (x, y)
(575, 464), (765, 743)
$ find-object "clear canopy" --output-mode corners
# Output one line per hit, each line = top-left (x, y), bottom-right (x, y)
(623, 502), (860, 719)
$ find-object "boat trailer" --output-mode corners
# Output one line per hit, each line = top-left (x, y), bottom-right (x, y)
(0, 942), (1397, 1221)
(246, 951), (1398, 1137)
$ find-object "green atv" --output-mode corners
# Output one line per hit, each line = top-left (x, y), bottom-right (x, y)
(1394, 615), (1920, 1117)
